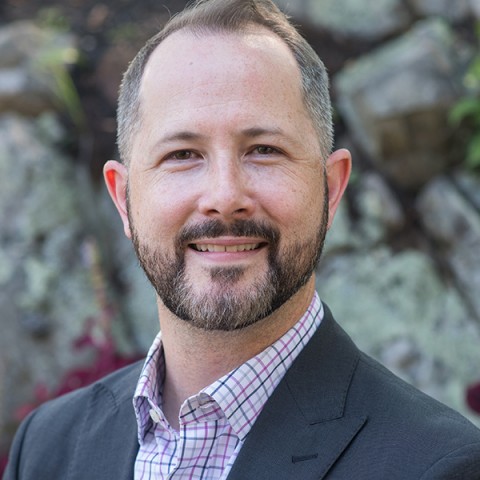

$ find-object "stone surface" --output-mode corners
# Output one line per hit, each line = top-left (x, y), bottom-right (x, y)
(0, 114), (101, 450)
(353, 173), (405, 243)
(407, 0), (472, 21)
(275, 0), (412, 42)
(0, 21), (77, 116)
(316, 247), (480, 425)
(416, 175), (480, 320)
(95, 187), (159, 352)
(334, 19), (472, 189)
(324, 172), (405, 255)
(453, 170), (480, 211)
(471, 0), (480, 18)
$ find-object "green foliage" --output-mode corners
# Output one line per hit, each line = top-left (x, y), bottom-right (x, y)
(34, 34), (86, 130)
(32, 7), (85, 129)
(450, 27), (480, 170)
(36, 7), (70, 32)
(39, 47), (86, 129)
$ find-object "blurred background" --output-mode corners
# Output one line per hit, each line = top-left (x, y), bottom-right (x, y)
(1, 0), (480, 471)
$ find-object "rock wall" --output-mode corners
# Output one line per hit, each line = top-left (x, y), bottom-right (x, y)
(275, 0), (480, 424)
(1, 0), (480, 460)
(0, 23), (158, 455)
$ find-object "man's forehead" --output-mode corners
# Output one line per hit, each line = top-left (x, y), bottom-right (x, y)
(141, 26), (300, 89)
(129, 25), (316, 160)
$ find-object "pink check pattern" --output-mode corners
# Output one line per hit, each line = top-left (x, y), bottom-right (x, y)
(133, 292), (324, 479)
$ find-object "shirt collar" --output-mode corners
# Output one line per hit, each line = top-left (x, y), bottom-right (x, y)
(204, 292), (323, 441)
(133, 292), (324, 443)
(133, 332), (164, 442)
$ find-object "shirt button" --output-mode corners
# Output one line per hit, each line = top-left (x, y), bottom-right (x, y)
(149, 408), (161, 423)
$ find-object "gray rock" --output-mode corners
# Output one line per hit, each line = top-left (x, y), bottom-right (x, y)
(324, 172), (405, 255)
(416, 175), (480, 320)
(323, 200), (358, 255)
(453, 170), (480, 211)
(407, 0), (472, 21)
(316, 247), (480, 425)
(0, 21), (77, 117)
(334, 19), (472, 189)
(0, 114), (100, 450)
(471, 0), (480, 18)
(354, 173), (405, 243)
(95, 186), (159, 352)
(275, 0), (412, 42)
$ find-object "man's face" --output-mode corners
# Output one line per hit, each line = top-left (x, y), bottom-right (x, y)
(125, 29), (331, 331)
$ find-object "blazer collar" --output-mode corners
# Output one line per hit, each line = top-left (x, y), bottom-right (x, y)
(68, 305), (366, 479)
(227, 305), (367, 480)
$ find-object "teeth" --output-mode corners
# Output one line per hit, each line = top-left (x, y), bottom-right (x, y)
(194, 243), (259, 252)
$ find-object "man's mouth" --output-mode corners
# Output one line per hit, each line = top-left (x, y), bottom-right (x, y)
(189, 243), (263, 252)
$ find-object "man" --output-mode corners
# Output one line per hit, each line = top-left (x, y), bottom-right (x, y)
(5, 0), (480, 478)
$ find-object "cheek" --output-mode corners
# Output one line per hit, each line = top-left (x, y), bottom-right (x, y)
(255, 170), (325, 228)
(129, 181), (195, 242)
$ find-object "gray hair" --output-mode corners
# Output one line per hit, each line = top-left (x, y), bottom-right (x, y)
(116, 0), (333, 164)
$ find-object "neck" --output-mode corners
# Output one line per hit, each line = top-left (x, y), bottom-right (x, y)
(158, 276), (316, 430)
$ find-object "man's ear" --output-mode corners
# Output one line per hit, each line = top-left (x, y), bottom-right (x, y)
(103, 160), (131, 238)
(325, 148), (352, 229)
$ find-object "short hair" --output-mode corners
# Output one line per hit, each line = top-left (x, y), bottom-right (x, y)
(116, 0), (333, 164)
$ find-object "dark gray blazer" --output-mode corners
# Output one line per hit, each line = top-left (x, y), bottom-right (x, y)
(5, 306), (480, 479)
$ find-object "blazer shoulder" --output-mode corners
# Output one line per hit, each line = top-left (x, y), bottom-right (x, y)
(359, 352), (476, 422)
(420, 442), (480, 479)
(30, 359), (144, 423)
(348, 352), (480, 473)
(4, 360), (143, 480)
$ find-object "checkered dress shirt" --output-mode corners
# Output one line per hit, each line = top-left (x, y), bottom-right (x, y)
(133, 292), (324, 479)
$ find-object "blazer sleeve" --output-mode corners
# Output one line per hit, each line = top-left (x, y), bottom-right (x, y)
(419, 442), (480, 480)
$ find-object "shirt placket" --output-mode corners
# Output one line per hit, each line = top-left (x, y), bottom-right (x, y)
(166, 396), (229, 479)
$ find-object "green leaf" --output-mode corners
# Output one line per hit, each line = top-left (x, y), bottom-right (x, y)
(449, 98), (480, 125)
(466, 135), (480, 169)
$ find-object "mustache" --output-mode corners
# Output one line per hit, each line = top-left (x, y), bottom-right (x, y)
(177, 219), (280, 245)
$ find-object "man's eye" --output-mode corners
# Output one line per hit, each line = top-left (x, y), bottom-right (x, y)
(170, 150), (193, 160)
(255, 146), (276, 155)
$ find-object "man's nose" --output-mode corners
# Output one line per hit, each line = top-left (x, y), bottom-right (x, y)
(197, 159), (256, 220)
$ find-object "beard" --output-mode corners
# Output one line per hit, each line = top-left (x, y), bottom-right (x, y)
(128, 184), (329, 332)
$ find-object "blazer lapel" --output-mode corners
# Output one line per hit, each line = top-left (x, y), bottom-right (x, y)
(227, 306), (368, 480)
(68, 362), (142, 480)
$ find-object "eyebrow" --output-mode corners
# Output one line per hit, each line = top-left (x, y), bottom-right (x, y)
(158, 127), (285, 142)
(240, 126), (301, 149)
(149, 131), (206, 157)
(157, 131), (207, 144)
(240, 126), (286, 138)
(151, 126), (293, 155)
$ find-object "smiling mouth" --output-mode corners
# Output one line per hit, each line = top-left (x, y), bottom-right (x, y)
(189, 243), (265, 253)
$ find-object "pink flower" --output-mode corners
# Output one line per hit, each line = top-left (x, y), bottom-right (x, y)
(466, 382), (480, 414)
